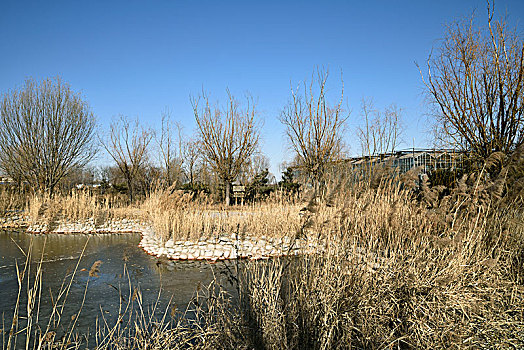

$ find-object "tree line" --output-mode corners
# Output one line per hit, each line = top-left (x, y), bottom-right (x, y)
(0, 5), (522, 203)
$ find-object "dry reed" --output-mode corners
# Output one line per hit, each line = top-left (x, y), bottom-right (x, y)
(5, 154), (524, 348)
(141, 187), (303, 242)
(199, 177), (524, 349)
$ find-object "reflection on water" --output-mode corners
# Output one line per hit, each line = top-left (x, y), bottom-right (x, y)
(0, 230), (227, 339)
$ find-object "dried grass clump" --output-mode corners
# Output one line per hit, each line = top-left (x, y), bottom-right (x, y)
(0, 187), (25, 215)
(203, 178), (524, 349)
(27, 193), (45, 223)
(24, 191), (126, 227)
(142, 187), (302, 242)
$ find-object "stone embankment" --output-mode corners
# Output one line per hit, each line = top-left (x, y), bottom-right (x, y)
(0, 214), (28, 229)
(1, 215), (313, 261)
(25, 218), (144, 234)
(139, 227), (308, 261)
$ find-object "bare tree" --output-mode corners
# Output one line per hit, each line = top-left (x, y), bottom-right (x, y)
(192, 90), (260, 205)
(280, 69), (348, 194)
(60, 166), (96, 191)
(0, 77), (97, 194)
(238, 153), (270, 184)
(101, 116), (153, 202)
(419, 3), (524, 159)
(155, 109), (184, 186)
(181, 136), (201, 187)
(357, 98), (403, 157)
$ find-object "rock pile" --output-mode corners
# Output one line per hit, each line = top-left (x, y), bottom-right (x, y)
(139, 227), (310, 261)
(25, 218), (144, 234)
(0, 215), (28, 229)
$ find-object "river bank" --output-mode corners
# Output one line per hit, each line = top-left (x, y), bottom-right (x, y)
(1, 179), (523, 349)
(0, 213), (313, 261)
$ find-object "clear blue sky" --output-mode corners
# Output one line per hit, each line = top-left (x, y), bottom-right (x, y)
(1, 0), (523, 178)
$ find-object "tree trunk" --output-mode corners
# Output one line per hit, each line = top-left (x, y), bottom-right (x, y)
(126, 176), (134, 203)
(225, 181), (231, 206)
(166, 164), (172, 186)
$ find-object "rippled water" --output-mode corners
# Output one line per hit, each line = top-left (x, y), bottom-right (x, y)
(0, 230), (228, 342)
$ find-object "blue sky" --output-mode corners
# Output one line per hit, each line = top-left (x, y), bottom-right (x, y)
(1, 0), (523, 178)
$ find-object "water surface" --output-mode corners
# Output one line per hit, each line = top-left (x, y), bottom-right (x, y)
(0, 230), (226, 342)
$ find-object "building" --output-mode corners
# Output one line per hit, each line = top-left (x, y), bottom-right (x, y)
(348, 149), (464, 174)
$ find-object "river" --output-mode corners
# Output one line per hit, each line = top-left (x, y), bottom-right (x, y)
(0, 230), (231, 346)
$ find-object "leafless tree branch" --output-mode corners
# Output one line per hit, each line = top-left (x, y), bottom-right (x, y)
(0, 77), (97, 193)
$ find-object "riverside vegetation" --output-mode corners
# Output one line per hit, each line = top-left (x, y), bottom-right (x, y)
(1, 4), (523, 346)
(1, 148), (524, 349)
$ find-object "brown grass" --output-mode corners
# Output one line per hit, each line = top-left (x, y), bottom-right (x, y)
(198, 178), (524, 349)
(0, 187), (25, 216)
(22, 191), (134, 228)
(141, 187), (303, 242)
(4, 161), (524, 348)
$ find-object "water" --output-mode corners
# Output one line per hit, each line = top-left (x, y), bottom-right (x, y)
(0, 230), (228, 343)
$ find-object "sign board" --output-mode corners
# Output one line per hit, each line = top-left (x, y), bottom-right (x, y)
(233, 185), (245, 192)
(233, 185), (245, 198)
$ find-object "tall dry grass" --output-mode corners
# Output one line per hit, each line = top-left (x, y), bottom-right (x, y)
(21, 185), (303, 240)
(5, 149), (524, 348)
(141, 187), (303, 242)
(23, 191), (133, 227)
(5, 177), (524, 348)
(198, 176), (524, 349)
(0, 187), (25, 216)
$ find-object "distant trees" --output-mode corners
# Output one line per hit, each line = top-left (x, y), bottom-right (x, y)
(101, 116), (153, 202)
(181, 136), (202, 188)
(238, 153), (270, 185)
(357, 98), (403, 157)
(245, 168), (273, 201)
(60, 166), (97, 191)
(155, 110), (184, 186)
(278, 166), (300, 194)
(280, 69), (348, 194)
(420, 3), (524, 159)
(0, 77), (97, 194)
(192, 90), (260, 205)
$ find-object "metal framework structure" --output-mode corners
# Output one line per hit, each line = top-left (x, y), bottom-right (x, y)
(348, 149), (464, 174)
